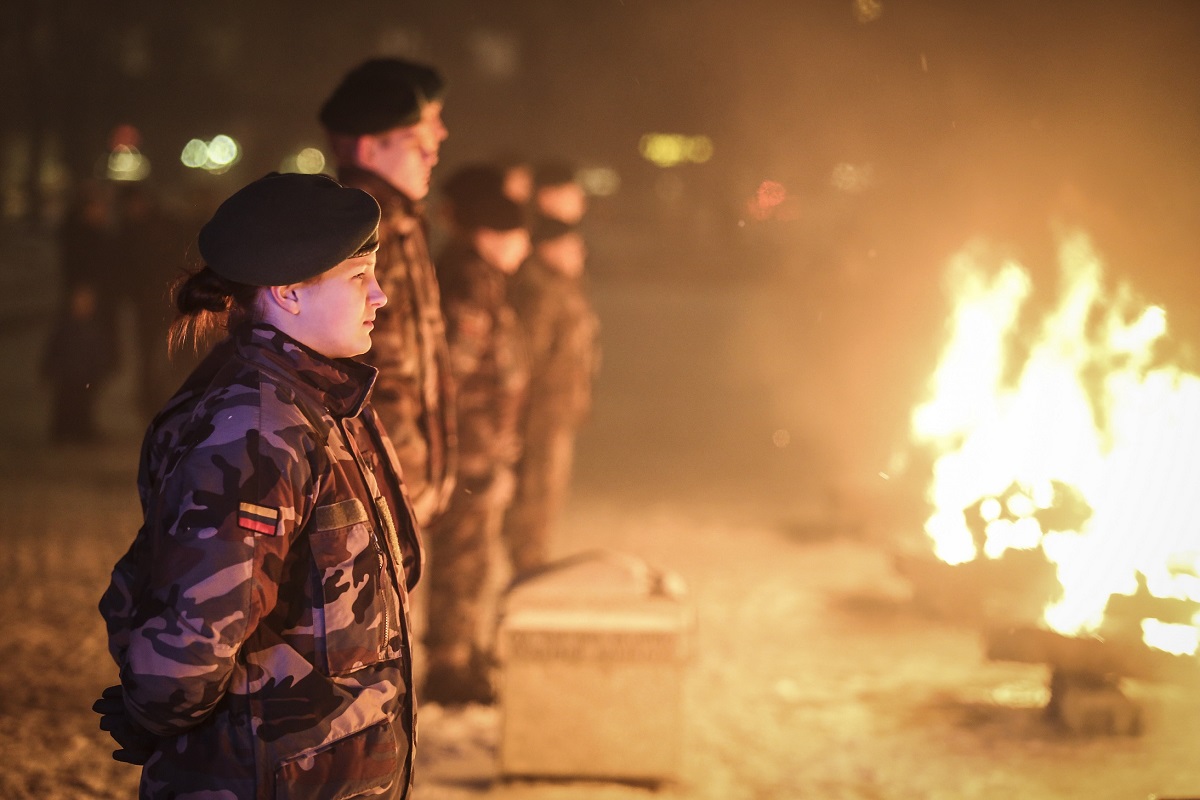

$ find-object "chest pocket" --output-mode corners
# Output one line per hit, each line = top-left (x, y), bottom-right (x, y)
(309, 498), (399, 675)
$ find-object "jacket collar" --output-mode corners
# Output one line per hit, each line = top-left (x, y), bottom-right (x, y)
(336, 165), (423, 235)
(237, 324), (377, 419)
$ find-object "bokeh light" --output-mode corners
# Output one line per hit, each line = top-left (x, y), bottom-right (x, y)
(180, 134), (241, 174)
(638, 133), (714, 168)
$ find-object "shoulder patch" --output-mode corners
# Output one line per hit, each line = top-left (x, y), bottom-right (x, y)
(238, 502), (281, 535)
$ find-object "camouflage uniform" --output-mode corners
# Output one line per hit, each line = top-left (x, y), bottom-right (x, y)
(100, 324), (423, 800)
(502, 255), (600, 574)
(337, 165), (456, 528)
(425, 240), (529, 670)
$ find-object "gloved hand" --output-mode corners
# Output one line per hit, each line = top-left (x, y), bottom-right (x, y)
(92, 684), (158, 765)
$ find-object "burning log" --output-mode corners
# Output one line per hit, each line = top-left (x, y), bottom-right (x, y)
(986, 625), (1200, 736)
(984, 625), (1200, 685)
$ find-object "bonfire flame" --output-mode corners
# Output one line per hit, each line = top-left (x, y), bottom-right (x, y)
(911, 230), (1200, 656)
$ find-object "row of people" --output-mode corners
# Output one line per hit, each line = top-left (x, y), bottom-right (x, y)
(93, 56), (598, 800)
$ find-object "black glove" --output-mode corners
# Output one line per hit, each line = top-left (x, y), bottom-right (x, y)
(92, 684), (159, 765)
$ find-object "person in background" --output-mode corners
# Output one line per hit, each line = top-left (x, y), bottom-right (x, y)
(531, 160), (587, 226)
(41, 282), (114, 443)
(52, 180), (121, 439)
(424, 169), (531, 705)
(94, 172), (423, 800)
(319, 57), (456, 530)
(502, 216), (600, 575)
(115, 183), (193, 419)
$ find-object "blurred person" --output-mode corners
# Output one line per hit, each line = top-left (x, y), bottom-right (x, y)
(115, 183), (193, 419)
(40, 282), (115, 443)
(437, 162), (509, 234)
(497, 154), (534, 207)
(319, 57), (456, 529)
(424, 176), (531, 705)
(94, 172), (424, 800)
(502, 217), (600, 575)
(58, 179), (122, 378)
(532, 160), (587, 226)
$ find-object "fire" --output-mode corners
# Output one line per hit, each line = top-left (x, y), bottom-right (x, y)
(910, 230), (1200, 656)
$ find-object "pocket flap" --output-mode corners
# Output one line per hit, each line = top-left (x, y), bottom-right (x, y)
(314, 498), (369, 532)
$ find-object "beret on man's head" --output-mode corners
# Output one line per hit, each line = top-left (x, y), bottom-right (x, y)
(457, 192), (526, 233)
(440, 163), (525, 232)
(533, 160), (578, 189)
(319, 58), (446, 136)
(198, 172), (380, 287)
(441, 163), (508, 209)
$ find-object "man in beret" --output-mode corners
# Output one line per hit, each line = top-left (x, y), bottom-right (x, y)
(319, 58), (456, 531)
(423, 167), (531, 705)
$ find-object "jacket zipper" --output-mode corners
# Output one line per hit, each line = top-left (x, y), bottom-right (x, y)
(339, 419), (392, 656)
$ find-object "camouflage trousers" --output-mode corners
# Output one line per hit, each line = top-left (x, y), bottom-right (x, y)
(422, 470), (512, 667)
(502, 419), (580, 577)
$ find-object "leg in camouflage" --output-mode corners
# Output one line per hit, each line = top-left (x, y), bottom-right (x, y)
(421, 482), (504, 705)
(503, 420), (578, 577)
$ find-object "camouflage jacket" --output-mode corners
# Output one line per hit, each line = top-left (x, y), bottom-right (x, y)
(337, 165), (456, 527)
(99, 324), (423, 800)
(509, 256), (601, 426)
(436, 240), (529, 483)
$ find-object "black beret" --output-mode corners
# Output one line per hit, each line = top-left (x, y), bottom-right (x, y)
(198, 172), (380, 287)
(319, 58), (446, 136)
(442, 163), (507, 208)
(530, 215), (575, 245)
(457, 191), (525, 233)
(533, 160), (578, 189)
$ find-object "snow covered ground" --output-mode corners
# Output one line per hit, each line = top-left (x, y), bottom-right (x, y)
(2, 232), (1199, 799)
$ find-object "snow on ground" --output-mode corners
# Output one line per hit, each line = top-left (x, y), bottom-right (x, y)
(2, 236), (1199, 799)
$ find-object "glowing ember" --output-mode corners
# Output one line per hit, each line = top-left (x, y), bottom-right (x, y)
(910, 231), (1200, 655)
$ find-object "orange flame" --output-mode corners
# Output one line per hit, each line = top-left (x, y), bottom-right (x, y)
(910, 231), (1200, 655)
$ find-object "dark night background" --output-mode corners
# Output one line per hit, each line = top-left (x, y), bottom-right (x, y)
(3, 0), (1200, 517)
(5, 4), (1200, 797)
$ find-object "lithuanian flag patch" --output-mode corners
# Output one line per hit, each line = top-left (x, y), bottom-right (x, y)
(238, 502), (280, 535)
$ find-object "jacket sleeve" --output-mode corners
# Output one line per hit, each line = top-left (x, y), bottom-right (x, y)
(119, 399), (314, 737)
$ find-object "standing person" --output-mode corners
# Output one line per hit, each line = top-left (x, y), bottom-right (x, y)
(502, 217), (600, 575)
(115, 183), (193, 420)
(318, 57), (456, 529)
(94, 172), (423, 800)
(56, 180), (122, 428)
(424, 176), (531, 705)
(40, 282), (115, 443)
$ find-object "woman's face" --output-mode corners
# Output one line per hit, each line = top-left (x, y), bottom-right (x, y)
(288, 251), (387, 358)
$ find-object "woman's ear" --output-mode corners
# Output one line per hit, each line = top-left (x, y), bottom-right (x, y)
(265, 284), (302, 315)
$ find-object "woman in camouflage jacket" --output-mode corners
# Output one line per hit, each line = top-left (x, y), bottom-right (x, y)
(96, 173), (423, 800)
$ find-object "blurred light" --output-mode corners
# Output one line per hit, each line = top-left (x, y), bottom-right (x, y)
(468, 29), (520, 79)
(747, 179), (787, 220)
(206, 135), (239, 168)
(296, 147), (326, 174)
(107, 145), (150, 182)
(281, 147), (327, 175)
(772, 429), (790, 448)
(830, 162), (874, 193)
(576, 166), (620, 197)
(181, 139), (208, 169)
(639, 133), (714, 168)
(180, 134), (242, 174)
(854, 0), (884, 23)
(109, 124), (142, 151)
